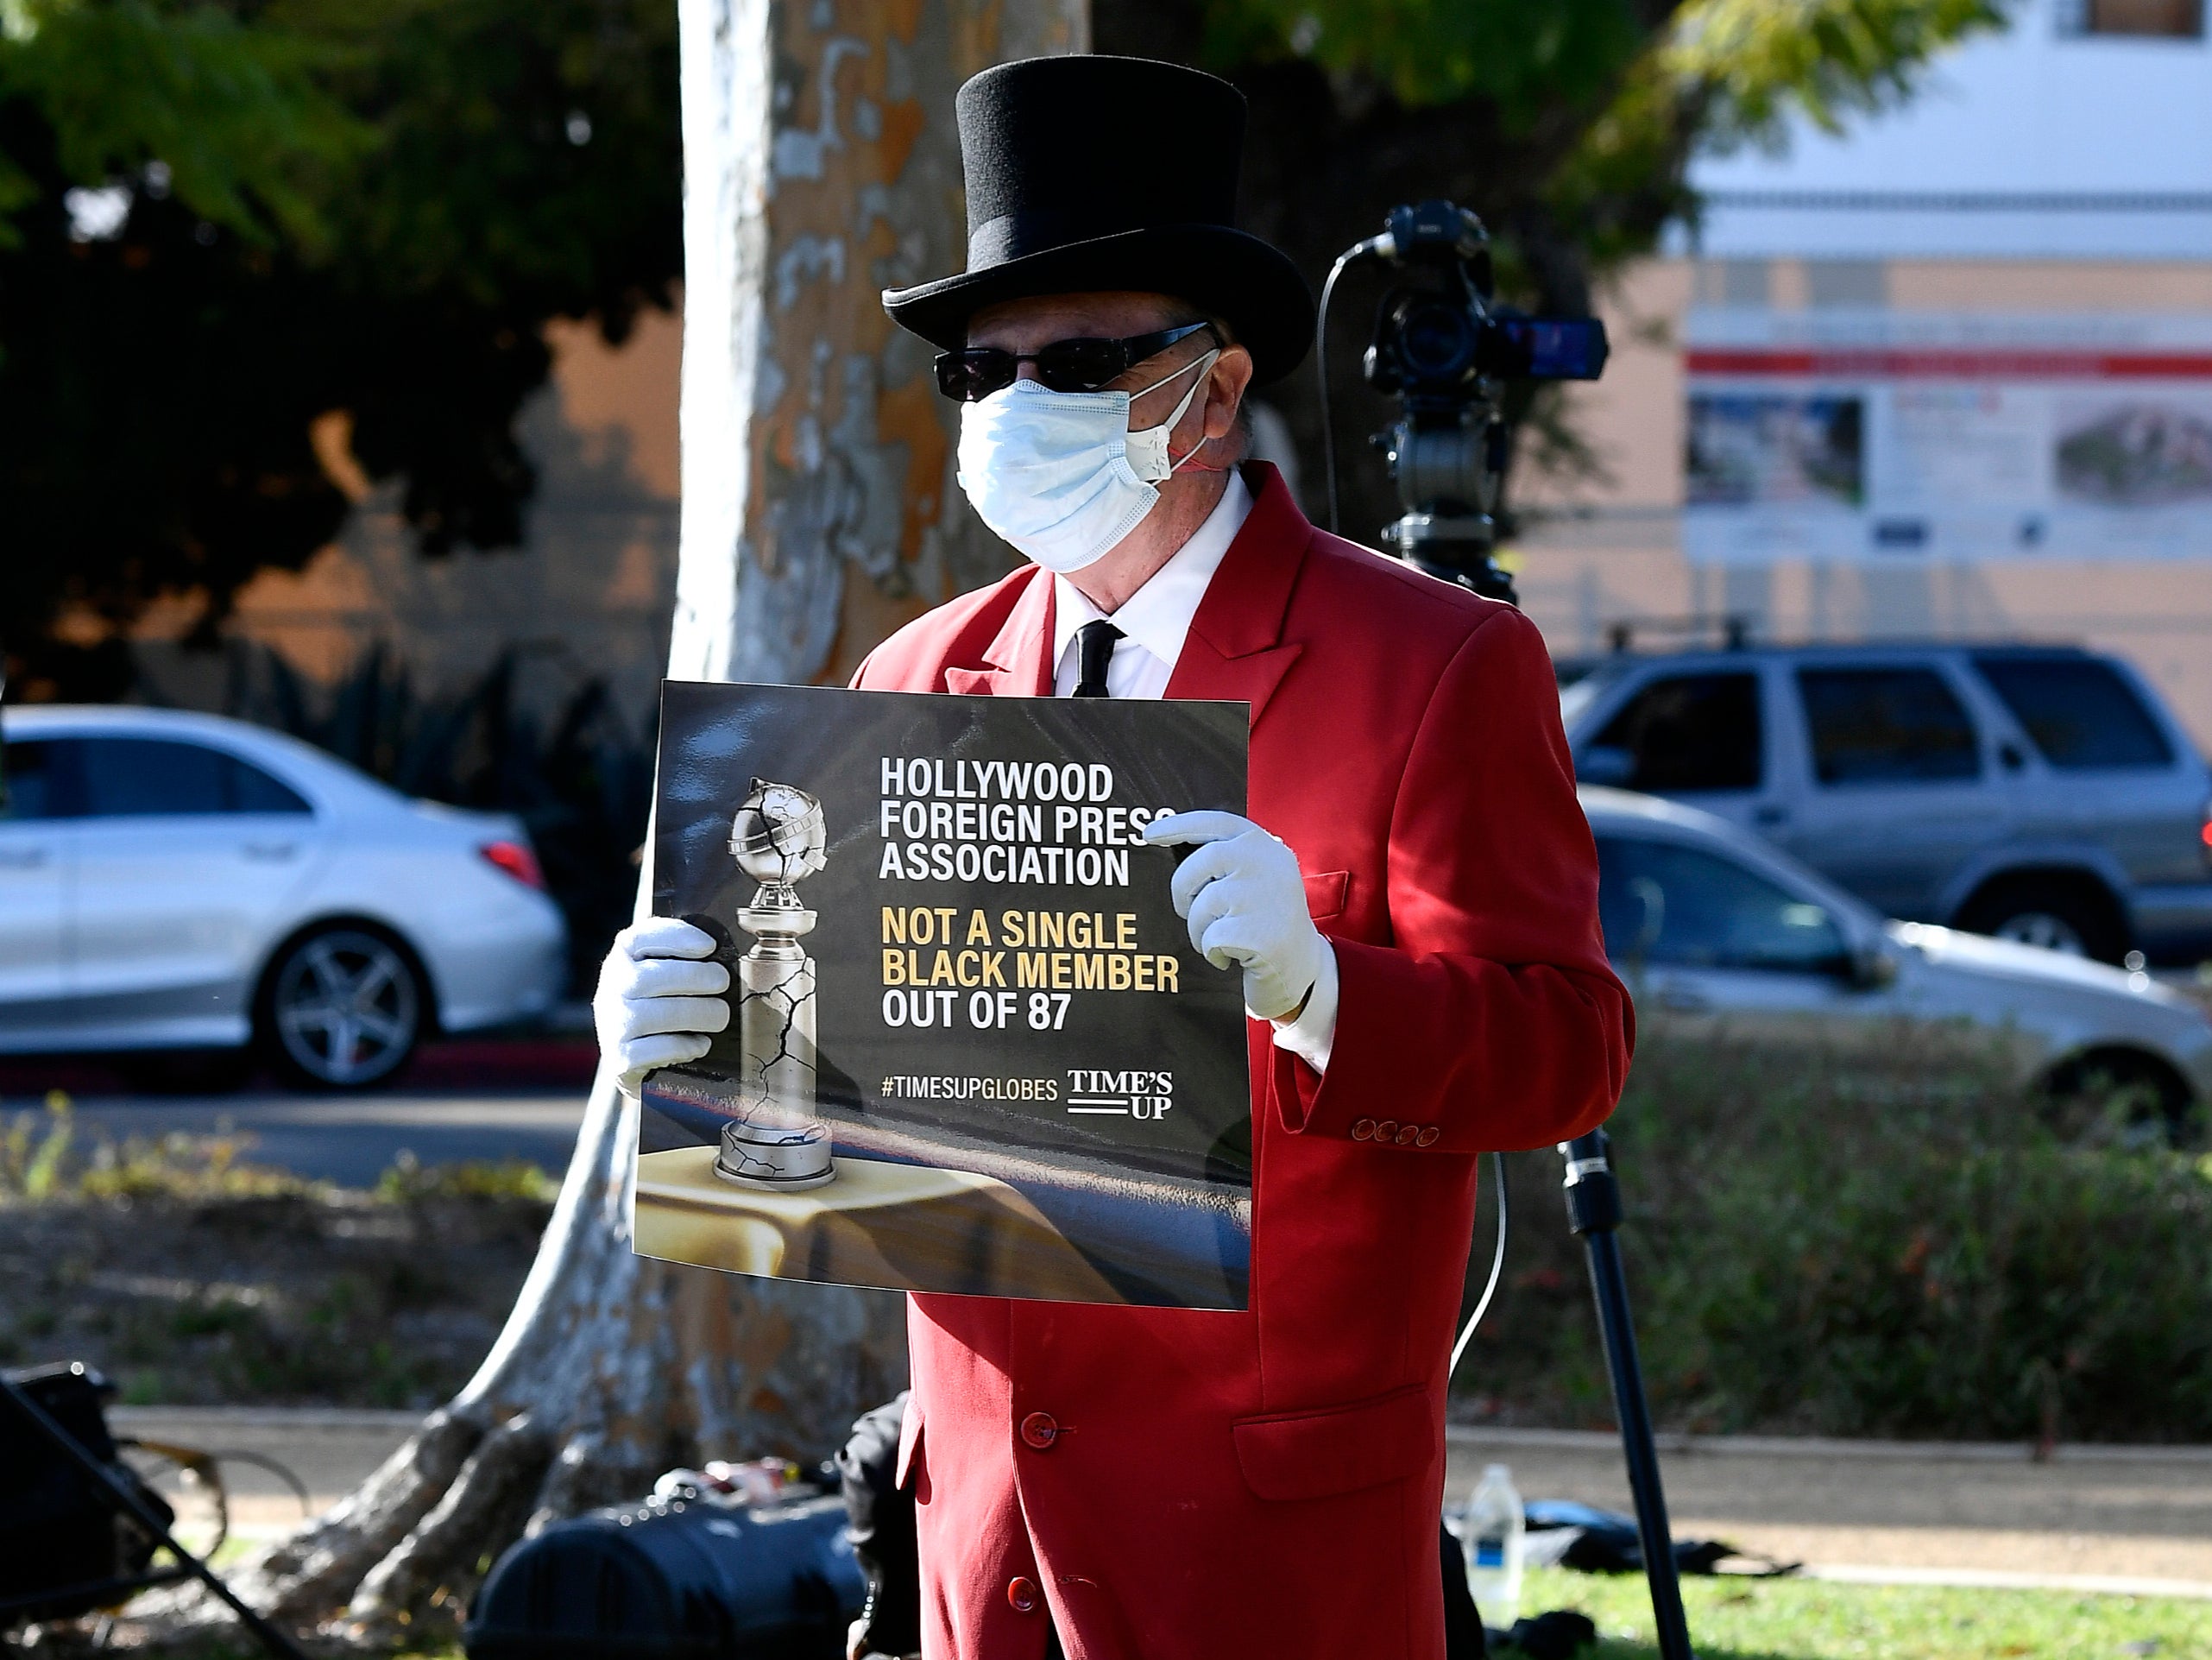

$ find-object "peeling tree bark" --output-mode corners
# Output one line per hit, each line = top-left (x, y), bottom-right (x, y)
(146, 0), (1085, 1644)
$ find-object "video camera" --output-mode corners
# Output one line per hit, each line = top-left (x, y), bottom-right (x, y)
(1320, 200), (1609, 603)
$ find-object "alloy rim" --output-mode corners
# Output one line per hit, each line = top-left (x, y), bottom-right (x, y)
(273, 930), (419, 1084)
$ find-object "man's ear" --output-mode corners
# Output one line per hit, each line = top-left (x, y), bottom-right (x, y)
(1203, 344), (1257, 441)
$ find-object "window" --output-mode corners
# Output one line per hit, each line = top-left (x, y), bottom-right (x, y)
(1591, 672), (1763, 793)
(1597, 836), (1848, 973)
(1972, 655), (2172, 772)
(230, 757), (313, 814)
(1, 742), (59, 821)
(1798, 668), (1980, 786)
(74, 738), (311, 817)
(2069, 0), (2201, 35)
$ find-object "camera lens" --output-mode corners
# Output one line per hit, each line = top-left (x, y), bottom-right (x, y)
(1396, 300), (1478, 386)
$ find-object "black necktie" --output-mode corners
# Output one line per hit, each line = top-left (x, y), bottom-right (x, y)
(1074, 620), (1123, 698)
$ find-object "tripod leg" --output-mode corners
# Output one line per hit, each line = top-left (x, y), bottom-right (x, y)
(1560, 1132), (1695, 1660)
(0, 1374), (309, 1660)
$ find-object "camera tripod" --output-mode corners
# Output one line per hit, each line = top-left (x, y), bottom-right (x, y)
(1555, 1132), (1695, 1660)
(1317, 202), (1693, 1659)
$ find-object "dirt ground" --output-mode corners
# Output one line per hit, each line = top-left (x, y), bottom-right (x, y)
(0, 1177), (552, 1409)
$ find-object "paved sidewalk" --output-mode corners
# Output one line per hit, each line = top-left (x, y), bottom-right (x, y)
(1447, 1426), (2212, 1593)
(113, 1406), (2212, 1594)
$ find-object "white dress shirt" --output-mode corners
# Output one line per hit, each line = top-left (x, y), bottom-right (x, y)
(1048, 472), (1339, 1072)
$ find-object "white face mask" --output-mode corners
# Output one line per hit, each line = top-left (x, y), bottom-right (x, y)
(955, 350), (1219, 573)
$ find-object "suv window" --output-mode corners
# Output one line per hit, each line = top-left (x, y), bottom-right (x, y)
(1591, 672), (1762, 793)
(1971, 655), (2173, 771)
(74, 738), (311, 817)
(1, 742), (59, 820)
(1597, 835), (1847, 973)
(1798, 668), (1980, 786)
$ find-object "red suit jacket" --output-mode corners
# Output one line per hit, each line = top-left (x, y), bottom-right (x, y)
(852, 464), (1631, 1660)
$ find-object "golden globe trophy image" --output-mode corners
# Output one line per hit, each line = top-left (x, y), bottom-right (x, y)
(714, 779), (835, 1192)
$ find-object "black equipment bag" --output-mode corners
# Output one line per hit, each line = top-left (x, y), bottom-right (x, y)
(466, 1490), (867, 1660)
(0, 1361), (177, 1626)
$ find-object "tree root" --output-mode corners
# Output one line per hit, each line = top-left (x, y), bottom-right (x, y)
(345, 1412), (554, 1641)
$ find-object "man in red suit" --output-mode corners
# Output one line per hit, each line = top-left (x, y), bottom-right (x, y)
(599, 54), (1630, 1660)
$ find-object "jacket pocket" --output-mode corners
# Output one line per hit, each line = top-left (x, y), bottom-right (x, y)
(1302, 869), (1349, 923)
(1232, 1385), (1434, 1502)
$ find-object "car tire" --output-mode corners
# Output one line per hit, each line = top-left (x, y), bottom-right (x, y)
(1954, 876), (2130, 964)
(2044, 1048), (2197, 1147)
(257, 924), (428, 1090)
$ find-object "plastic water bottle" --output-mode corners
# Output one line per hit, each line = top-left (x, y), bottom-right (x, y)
(1461, 1462), (1525, 1625)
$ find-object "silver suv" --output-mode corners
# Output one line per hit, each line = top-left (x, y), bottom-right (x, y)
(1562, 644), (2212, 966)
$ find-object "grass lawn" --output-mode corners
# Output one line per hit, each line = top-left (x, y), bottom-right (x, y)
(1516, 1565), (2212, 1658)
(124, 1569), (2212, 1657)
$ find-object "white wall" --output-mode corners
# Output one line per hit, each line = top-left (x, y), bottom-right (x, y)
(1684, 0), (2212, 261)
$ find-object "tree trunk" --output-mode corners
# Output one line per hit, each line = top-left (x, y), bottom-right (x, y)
(148, 0), (1083, 1645)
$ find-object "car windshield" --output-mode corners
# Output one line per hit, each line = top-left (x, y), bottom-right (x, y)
(1590, 672), (1763, 793)
(1597, 833), (1849, 973)
(1558, 660), (1632, 728)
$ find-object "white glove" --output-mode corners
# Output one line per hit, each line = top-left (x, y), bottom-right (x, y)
(1143, 811), (1327, 1023)
(594, 915), (731, 1098)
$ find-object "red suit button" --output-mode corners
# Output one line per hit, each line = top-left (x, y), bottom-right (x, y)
(1007, 1575), (1041, 1613)
(1373, 1120), (1399, 1143)
(1415, 1127), (1440, 1148)
(1396, 1124), (1421, 1146)
(1351, 1118), (1376, 1140)
(1019, 1411), (1059, 1449)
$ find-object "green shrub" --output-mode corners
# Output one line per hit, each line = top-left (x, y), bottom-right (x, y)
(1457, 1030), (2212, 1442)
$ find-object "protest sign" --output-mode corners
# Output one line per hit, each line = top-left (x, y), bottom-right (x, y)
(635, 681), (1254, 1309)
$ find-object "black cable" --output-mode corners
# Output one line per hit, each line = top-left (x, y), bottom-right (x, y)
(1315, 237), (1388, 535)
(203, 1449), (313, 1516)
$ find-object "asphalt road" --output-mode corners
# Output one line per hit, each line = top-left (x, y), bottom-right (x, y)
(58, 1089), (589, 1186)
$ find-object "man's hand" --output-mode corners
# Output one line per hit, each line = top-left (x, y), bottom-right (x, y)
(1143, 810), (1324, 1022)
(593, 916), (731, 1097)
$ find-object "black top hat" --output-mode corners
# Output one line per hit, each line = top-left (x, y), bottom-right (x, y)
(881, 55), (1314, 387)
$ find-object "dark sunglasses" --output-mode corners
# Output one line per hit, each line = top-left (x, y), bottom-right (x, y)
(935, 321), (1219, 402)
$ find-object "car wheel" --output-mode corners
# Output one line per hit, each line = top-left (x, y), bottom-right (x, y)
(260, 925), (426, 1089)
(2044, 1048), (2196, 1147)
(1956, 877), (2129, 964)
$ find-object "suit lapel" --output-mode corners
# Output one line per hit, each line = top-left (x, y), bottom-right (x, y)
(953, 567), (1056, 697)
(1163, 464), (1309, 729)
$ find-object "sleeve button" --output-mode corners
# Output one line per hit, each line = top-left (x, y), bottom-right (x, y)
(1352, 1118), (1377, 1140)
(1373, 1120), (1399, 1143)
(1415, 1127), (1440, 1148)
(1396, 1125), (1420, 1146)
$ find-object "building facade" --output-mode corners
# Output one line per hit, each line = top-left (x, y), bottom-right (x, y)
(1515, 0), (2212, 747)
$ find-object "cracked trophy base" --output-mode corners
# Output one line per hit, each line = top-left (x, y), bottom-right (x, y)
(714, 1118), (835, 1192)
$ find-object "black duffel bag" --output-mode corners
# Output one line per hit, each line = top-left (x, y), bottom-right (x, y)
(466, 1488), (867, 1660)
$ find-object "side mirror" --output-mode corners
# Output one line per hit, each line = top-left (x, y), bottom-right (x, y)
(1577, 745), (1635, 788)
(1849, 943), (1900, 990)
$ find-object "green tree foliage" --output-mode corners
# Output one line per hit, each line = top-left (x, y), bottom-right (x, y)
(1096, 0), (2004, 534)
(1, 0), (677, 699)
(3, 0), (1998, 697)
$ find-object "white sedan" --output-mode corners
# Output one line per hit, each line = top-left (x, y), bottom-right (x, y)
(0, 705), (567, 1088)
(1585, 786), (2212, 1130)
